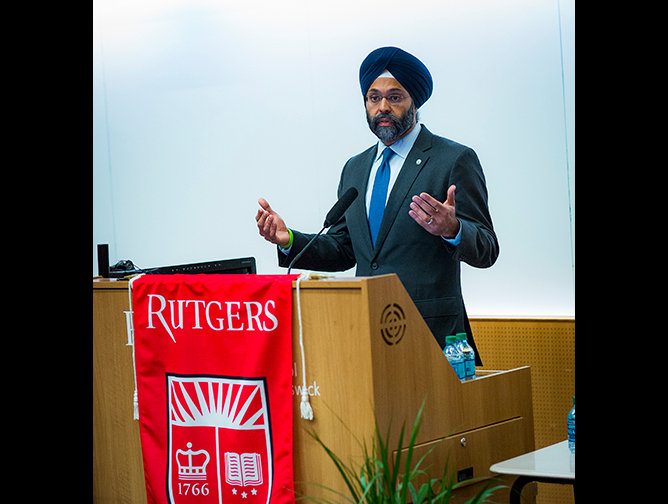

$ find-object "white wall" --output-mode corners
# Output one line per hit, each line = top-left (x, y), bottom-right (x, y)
(93, 0), (575, 316)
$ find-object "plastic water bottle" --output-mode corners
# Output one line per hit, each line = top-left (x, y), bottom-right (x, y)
(444, 336), (465, 381)
(456, 332), (476, 380)
(567, 396), (575, 454)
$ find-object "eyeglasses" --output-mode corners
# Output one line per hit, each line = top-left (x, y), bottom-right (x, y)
(365, 92), (408, 105)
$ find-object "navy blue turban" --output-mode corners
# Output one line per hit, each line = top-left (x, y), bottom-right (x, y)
(359, 47), (433, 109)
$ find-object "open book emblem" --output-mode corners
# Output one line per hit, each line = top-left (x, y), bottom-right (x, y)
(224, 452), (263, 487)
(167, 374), (273, 504)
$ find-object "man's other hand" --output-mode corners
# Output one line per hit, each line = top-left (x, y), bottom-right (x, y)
(408, 186), (461, 238)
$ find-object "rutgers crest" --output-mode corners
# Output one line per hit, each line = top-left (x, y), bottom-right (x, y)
(167, 374), (273, 504)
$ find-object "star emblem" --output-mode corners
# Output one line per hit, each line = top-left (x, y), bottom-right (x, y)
(251, 488), (258, 495)
(232, 488), (237, 495)
(242, 491), (248, 498)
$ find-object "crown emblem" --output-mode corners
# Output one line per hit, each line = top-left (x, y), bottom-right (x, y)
(176, 442), (210, 481)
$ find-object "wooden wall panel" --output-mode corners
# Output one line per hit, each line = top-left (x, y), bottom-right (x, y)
(471, 317), (575, 504)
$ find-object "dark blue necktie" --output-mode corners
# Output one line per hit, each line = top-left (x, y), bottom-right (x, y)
(368, 148), (394, 247)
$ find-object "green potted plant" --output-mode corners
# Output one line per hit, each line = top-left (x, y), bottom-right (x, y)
(298, 403), (504, 504)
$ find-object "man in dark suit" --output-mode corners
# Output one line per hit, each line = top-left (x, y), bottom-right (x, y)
(256, 47), (498, 365)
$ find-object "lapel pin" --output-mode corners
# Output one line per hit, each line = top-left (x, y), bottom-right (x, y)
(416, 159), (422, 165)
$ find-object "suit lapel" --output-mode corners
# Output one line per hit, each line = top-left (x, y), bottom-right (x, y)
(346, 145), (377, 256)
(373, 127), (434, 255)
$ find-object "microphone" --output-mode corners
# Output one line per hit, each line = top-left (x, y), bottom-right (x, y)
(287, 187), (358, 274)
(323, 187), (359, 228)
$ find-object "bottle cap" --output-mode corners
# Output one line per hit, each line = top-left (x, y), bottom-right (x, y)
(445, 336), (457, 344)
(456, 332), (468, 341)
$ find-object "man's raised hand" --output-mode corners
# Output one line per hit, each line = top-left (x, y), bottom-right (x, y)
(256, 198), (291, 247)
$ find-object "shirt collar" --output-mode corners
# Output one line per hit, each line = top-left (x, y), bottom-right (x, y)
(375, 122), (423, 161)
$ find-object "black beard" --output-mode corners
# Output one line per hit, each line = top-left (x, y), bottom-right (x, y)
(367, 103), (416, 143)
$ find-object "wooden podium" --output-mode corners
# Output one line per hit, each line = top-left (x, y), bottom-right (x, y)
(93, 274), (534, 503)
(290, 275), (534, 502)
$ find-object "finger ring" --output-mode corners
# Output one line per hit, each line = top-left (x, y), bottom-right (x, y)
(426, 217), (433, 225)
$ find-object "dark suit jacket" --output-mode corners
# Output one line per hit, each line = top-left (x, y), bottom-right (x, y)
(279, 126), (498, 365)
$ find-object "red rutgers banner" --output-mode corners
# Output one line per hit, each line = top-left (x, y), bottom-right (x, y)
(131, 274), (297, 504)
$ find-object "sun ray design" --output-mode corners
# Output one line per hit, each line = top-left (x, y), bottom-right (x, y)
(229, 385), (243, 423)
(169, 376), (266, 429)
(235, 385), (259, 426)
(171, 382), (194, 423)
(216, 381), (224, 415)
